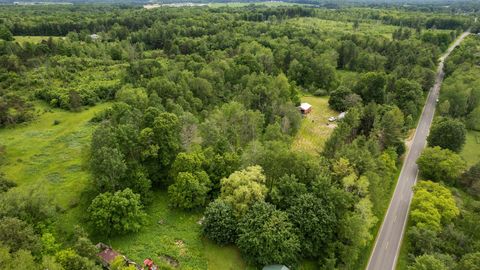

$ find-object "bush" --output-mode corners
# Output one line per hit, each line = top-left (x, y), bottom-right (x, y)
(0, 175), (16, 193)
(314, 89), (328, 96)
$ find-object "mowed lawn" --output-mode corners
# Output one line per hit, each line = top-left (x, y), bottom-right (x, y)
(461, 130), (480, 167)
(292, 96), (338, 155)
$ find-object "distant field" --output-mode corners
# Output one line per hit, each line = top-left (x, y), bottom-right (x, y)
(288, 17), (399, 39)
(107, 191), (250, 270)
(461, 130), (480, 167)
(208, 1), (307, 7)
(292, 96), (337, 155)
(14, 35), (61, 43)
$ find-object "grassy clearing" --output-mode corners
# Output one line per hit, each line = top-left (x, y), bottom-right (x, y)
(288, 17), (399, 39)
(0, 103), (110, 230)
(292, 96), (337, 155)
(106, 191), (249, 270)
(461, 130), (480, 167)
(14, 36), (61, 43)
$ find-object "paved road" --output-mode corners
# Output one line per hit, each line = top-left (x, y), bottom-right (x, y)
(366, 31), (470, 270)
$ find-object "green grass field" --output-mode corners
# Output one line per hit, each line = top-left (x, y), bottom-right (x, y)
(14, 36), (62, 43)
(288, 17), (399, 39)
(292, 96), (338, 156)
(106, 191), (249, 270)
(0, 102), (110, 232)
(461, 130), (480, 167)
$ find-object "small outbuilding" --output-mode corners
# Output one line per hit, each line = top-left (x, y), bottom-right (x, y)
(90, 33), (100, 41)
(338, 111), (347, 120)
(96, 243), (141, 269)
(262, 265), (290, 270)
(298, 102), (312, 115)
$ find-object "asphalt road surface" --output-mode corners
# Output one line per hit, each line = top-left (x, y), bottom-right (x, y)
(366, 31), (470, 270)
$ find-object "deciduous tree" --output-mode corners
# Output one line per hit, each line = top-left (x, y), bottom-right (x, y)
(88, 188), (146, 236)
(237, 202), (300, 266)
(427, 117), (466, 152)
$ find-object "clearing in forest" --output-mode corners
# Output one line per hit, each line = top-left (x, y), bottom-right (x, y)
(461, 130), (480, 167)
(0, 102), (110, 231)
(292, 96), (338, 155)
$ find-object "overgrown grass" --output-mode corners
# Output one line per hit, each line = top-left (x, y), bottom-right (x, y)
(461, 130), (480, 167)
(288, 17), (400, 39)
(292, 96), (338, 155)
(106, 191), (249, 270)
(14, 36), (61, 43)
(0, 102), (110, 232)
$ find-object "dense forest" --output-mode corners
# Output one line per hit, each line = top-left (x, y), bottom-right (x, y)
(0, 3), (477, 270)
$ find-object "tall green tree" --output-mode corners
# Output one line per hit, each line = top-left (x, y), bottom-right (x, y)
(427, 117), (466, 152)
(0, 26), (13, 41)
(201, 200), (237, 245)
(219, 166), (267, 217)
(287, 193), (337, 258)
(417, 147), (466, 184)
(237, 202), (300, 266)
(88, 188), (146, 236)
(408, 254), (448, 270)
(168, 171), (210, 210)
(354, 72), (387, 104)
(410, 181), (459, 231)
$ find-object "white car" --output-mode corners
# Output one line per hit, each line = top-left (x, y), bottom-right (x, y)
(328, 116), (337, 122)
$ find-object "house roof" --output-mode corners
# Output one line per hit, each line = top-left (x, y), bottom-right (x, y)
(97, 247), (120, 264)
(299, 103), (312, 110)
(262, 265), (290, 270)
